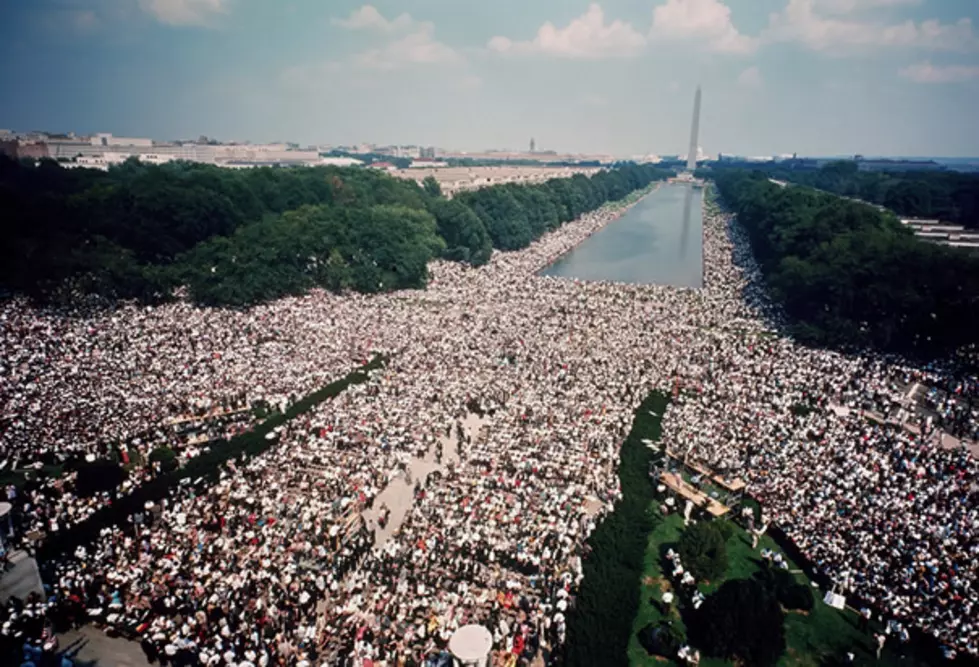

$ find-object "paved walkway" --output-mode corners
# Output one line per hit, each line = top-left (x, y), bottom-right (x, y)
(363, 413), (487, 548)
(0, 548), (44, 604)
(58, 626), (148, 667)
(58, 414), (490, 666)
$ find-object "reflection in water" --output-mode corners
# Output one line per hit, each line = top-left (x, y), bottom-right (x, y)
(538, 184), (704, 288)
(679, 183), (693, 257)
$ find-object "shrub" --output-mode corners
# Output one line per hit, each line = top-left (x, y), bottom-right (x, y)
(789, 403), (813, 417)
(690, 578), (786, 667)
(149, 446), (179, 473)
(678, 521), (729, 582)
(780, 583), (815, 611)
(565, 393), (670, 667)
(74, 460), (127, 499)
(37, 357), (386, 563)
(637, 621), (685, 659)
(712, 519), (736, 542)
(753, 567), (815, 612)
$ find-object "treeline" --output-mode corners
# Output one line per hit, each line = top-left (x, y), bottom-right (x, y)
(0, 156), (670, 307)
(711, 160), (979, 229)
(714, 170), (979, 357)
(565, 392), (670, 667)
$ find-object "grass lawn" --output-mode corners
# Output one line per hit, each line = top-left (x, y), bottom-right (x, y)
(628, 513), (929, 667)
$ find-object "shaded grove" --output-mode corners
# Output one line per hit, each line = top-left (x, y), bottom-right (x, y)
(0, 157), (670, 307)
(713, 169), (979, 359)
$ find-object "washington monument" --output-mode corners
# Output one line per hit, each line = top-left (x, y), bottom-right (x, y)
(686, 85), (701, 172)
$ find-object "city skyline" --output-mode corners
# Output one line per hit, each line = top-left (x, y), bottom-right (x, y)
(1, 0), (978, 157)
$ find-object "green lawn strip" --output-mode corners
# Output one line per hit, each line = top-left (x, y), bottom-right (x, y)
(564, 391), (670, 667)
(628, 512), (928, 666)
(35, 355), (385, 563)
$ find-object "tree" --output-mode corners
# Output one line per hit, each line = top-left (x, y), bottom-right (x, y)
(422, 175), (442, 198)
(677, 521), (729, 582)
(713, 168), (979, 358)
(690, 578), (786, 667)
(429, 199), (492, 266)
(754, 566), (815, 612)
(462, 188), (534, 251)
(637, 622), (685, 659)
(780, 583), (815, 611)
(0, 158), (669, 307)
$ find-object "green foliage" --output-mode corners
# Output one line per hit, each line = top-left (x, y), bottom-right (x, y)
(636, 621), (685, 659)
(0, 156), (670, 306)
(790, 402), (814, 417)
(428, 198), (492, 266)
(781, 582), (816, 611)
(714, 169), (979, 357)
(38, 356), (385, 561)
(712, 519), (737, 542)
(765, 161), (979, 230)
(74, 459), (128, 499)
(565, 393), (670, 667)
(658, 621), (685, 656)
(178, 204), (444, 306)
(456, 164), (672, 253)
(421, 175), (442, 198)
(754, 565), (816, 612)
(678, 521), (729, 582)
(690, 578), (787, 667)
(148, 446), (178, 473)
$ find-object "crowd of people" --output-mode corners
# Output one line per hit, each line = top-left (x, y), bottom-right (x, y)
(0, 180), (976, 664)
(663, 208), (979, 657)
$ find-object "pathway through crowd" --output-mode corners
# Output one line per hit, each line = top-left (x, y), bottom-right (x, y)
(362, 412), (489, 548)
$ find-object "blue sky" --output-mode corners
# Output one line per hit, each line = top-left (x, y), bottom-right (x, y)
(1, 0), (978, 156)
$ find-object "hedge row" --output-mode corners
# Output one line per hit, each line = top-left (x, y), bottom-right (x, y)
(564, 392), (670, 667)
(36, 356), (385, 563)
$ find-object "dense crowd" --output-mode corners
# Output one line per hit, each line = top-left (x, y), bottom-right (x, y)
(0, 182), (976, 664)
(664, 208), (979, 657)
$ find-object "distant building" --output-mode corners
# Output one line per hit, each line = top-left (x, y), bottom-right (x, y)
(90, 133), (153, 148)
(408, 159), (448, 168)
(855, 158), (946, 173)
(530, 138), (536, 153)
(18, 142), (50, 160)
(783, 157), (835, 170)
(419, 146), (437, 159)
(0, 140), (18, 159)
(0, 139), (50, 160)
(212, 145), (319, 163)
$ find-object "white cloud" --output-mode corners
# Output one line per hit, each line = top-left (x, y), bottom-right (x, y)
(328, 6), (462, 71)
(354, 24), (462, 70)
(138, 0), (229, 27)
(900, 61), (979, 83)
(737, 65), (763, 87)
(650, 0), (758, 54)
(813, 0), (922, 14)
(765, 0), (978, 52)
(488, 4), (646, 60)
(331, 5), (414, 33)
